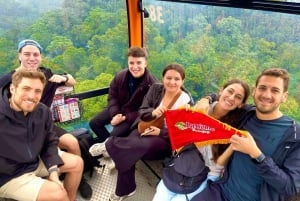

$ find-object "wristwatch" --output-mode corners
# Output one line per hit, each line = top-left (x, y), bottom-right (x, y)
(48, 166), (60, 175)
(62, 74), (69, 83)
(253, 153), (266, 164)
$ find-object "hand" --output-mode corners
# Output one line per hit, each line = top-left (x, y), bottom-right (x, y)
(48, 171), (64, 190)
(111, 114), (126, 126)
(182, 103), (191, 111)
(48, 74), (67, 83)
(141, 126), (160, 136)
(152, 105), (167, 118)
(230, 133), (262, 158)
(194, 98), (210, 114)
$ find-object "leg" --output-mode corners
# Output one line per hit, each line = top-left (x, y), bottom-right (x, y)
(58, 133), (81, 156)
(169, 176), (218, 201)
(0, 160), (69, 201)
(115, 166), (136, 196)
(55, 126), (92, 199)
(59, 151), (84, 201)
(89, 108), (111, 142)
(106, 129), (171, 198)
(109, 121), (132, 138)
(152, 180), (176, 201)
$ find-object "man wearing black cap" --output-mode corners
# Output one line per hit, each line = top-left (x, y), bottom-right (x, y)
(0, 39), (93, 199)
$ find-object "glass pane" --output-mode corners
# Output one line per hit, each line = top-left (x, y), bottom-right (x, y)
(0, 0), (127, 85)
(0, 0), (128, 122)
(143, 0), (300, 121)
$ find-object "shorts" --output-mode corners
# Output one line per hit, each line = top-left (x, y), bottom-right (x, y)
(0, 149), (64, 201)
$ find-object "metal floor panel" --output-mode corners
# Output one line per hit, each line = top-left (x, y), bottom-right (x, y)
(77, 158), (161, 201)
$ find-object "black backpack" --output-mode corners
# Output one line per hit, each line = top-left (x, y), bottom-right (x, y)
(162, 143), (209, 194)
(71, 128), (102, 177)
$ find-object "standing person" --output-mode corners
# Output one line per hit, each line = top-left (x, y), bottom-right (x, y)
(191, 68), (300, 201)
(89, 46), (158, 143)
(0, 39), (92, 199)
(0, 70), (83, 201)
(152, 79), (250, 201)
(92, 63), (193, 201)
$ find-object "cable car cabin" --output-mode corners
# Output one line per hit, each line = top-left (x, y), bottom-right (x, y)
(0, 0), (300, 200)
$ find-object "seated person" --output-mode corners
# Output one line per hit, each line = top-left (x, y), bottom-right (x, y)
(191, 68), (300, 201)
(91, 63), (194, 201)
(0, 39), (92, 199)
(152, 78), (250, 201)
(89, 46), (158, 143)
(0, 70), (83, 201)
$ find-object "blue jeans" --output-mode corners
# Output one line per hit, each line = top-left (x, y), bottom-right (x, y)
(152, 175), (219, 201)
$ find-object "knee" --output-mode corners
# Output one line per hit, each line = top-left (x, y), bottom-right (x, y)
(63, 153), (84, 173)
(89, 116), (97, 126)
(59, 134), (80, 155)
(73, 155), (84, 173)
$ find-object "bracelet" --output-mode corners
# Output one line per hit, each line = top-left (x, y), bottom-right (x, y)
(48, 167), (59, 175)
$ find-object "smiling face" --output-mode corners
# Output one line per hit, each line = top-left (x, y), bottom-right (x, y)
(218, 83), (245, 112)
(252, 75), (288, 119)
(162, 69), (184, 94)
(128, 56), (147, 78)
(18, 45), (42, 71)
(9, 77), (44, 115)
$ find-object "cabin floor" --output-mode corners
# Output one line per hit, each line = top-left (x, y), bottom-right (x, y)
(77, 157), (161, 201)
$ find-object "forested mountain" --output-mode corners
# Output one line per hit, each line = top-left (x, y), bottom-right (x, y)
(0, 0), (299, 122)
(0, 0), (62, 35)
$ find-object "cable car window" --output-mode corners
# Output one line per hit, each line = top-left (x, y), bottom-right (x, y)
(0, 0), (127, 121)
(143, 0), (300, 121)
(0, 0), (127, 86)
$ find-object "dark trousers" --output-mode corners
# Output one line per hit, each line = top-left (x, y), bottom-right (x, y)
(89, 107), (132, 142)
(106, 129), (171, 196)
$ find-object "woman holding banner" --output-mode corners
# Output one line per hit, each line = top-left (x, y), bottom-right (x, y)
(152, 78), (250, 201)
(96, 63), (193, 201)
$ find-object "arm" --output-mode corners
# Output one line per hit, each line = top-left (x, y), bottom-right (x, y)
(48, 73), (76, 86)
(62, 73), (76, 86)
(40, 109), (64, 169)
(194, 97), (212, 114)
(230, 132), (299, 197)
(107, 73), (123, 118)
(216, 144), (234, 166)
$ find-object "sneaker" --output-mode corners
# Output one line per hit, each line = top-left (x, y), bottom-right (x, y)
(107, 159), (116, 171)
(79, 177), (93, 199)
(109, 190), (136, 201)
(89, 142), (109, 157)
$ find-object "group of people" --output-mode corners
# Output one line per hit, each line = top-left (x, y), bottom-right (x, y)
(0, 39), (299, 201)
(0, 39), (92, 201)
(88, 45), (300, 201)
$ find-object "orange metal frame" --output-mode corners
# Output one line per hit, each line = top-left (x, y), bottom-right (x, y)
(126, 0), (143, 47)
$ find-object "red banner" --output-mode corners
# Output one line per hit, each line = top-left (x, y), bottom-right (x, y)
(165, 109), (247, 150)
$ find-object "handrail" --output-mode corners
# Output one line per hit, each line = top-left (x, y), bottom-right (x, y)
(160, 0), (300, 15)
(66, 87), (109, 100)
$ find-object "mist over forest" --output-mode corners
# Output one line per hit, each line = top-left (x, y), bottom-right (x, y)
(0, 0), (62, 35)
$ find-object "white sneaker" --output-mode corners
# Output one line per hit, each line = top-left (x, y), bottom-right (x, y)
(107, 159), (115, 170)
(89, 142), (109, 157)
(109, 190), (136, 201)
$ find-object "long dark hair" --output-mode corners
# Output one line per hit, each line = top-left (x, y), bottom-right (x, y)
(211, 79), (250, 162)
